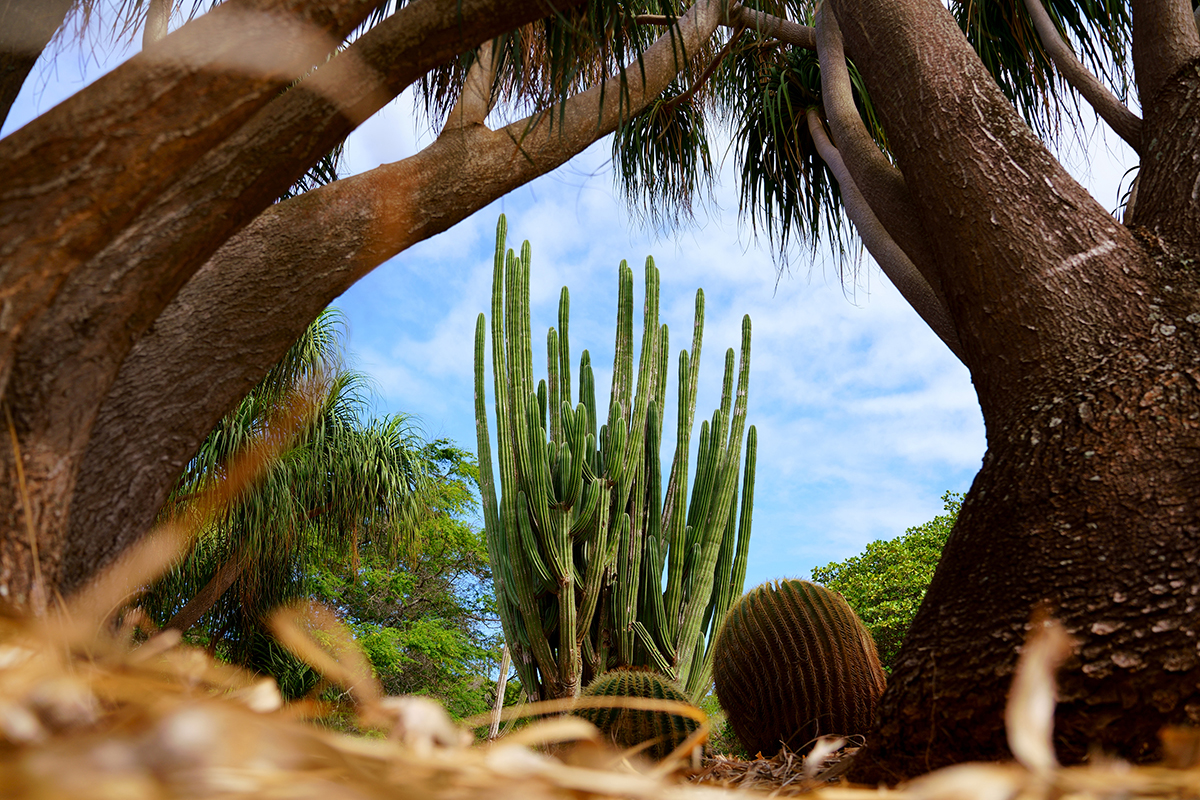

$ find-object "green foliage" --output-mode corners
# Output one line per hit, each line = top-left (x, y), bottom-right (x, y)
(712, 579), (885, 757)
(311, 445), (504, 720)
(474, 216), (757, 703)
(575, 667), (701, 760)
(811, 491), (963, 673)
(143, 314), (502, 716)
(612, 84), (714, 233)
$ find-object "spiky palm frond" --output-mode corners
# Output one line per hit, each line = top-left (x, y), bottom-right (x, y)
(724, 37), (888, 264)
(144, 311), (435, 668)
(612, 83), (714, 232)
(414, 0), (725, 133)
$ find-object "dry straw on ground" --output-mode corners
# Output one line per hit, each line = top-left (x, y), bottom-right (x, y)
(2, 594), (1199, 800)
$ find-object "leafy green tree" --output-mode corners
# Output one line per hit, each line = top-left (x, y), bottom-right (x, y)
(142, 311), (433, 687)
(311, 444), (504, 719)
(812, 492), (962, 673)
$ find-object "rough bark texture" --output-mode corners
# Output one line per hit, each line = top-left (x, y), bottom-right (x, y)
(0, 0), (378, 394)
(824, 0), (1200, 779)
(61, 0), (724, 592)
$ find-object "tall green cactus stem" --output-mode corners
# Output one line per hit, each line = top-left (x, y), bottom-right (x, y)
(574, 668), (702, 761)
(712, 580), (886, 757)
(475, 215), (756, 702)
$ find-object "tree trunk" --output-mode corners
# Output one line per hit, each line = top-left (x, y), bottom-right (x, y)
(821, 0), (1200, 779)
(164, 549), (249, 633)
(860, 264), (1200, 778)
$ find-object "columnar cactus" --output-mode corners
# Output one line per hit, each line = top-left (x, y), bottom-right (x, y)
(474, 215), (756, 702)
(712, 579), (886, 756)
(574, 667), (702, 760)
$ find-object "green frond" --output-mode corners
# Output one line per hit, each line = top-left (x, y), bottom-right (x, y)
(612, 84), (714, 233)
(728, 43), (850, 263)
(416, 0), (689, 134)
(145, 308), (444, 670)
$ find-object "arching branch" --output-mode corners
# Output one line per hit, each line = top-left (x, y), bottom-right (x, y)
(806, 109), (964, 363)
(815, 3), (947, 303)
(728, 5), (814, 49)
(65, 0), (728, 591)
(1021, 0), (1141, 152)
(0, 0), (378, 395)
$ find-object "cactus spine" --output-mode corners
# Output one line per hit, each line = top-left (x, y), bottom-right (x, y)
(574, 668), (701, 760)
(474, 215), (756, 702)
(712, 580), (887, 756)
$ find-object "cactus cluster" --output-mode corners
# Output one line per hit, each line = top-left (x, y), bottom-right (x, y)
(574, 667), (701, 760)
(712, 579), (886, 756)
(474, 215), (756, 702)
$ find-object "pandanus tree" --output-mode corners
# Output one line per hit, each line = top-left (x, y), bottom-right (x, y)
(474, 216), (756, 702)
(141, 310), (432, 670)
(3, 0), (1200, 780)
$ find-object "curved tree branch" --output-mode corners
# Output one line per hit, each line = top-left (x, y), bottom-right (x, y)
(815, 3), (948, 304)
(806, 109), (964, 362)
(65, 0), (728, 591)
(1021, 0), (1142, 152)
(9, 0), (577, 467)
(728, 5), (815, 49)
(639, 5), (816, 49)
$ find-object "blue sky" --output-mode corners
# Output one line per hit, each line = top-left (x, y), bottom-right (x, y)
(4, 10), (1138, 590)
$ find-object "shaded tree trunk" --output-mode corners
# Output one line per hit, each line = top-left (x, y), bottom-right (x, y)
(820, 0), (1200, 779)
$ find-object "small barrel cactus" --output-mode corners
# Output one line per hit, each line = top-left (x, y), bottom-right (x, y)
(574, 667), (702, 760)
(712, 579), (886, 756)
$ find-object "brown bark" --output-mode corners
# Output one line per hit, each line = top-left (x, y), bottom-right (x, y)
(1131, 0), (1200, 108)
(822, 0), (1200, 779)
(0, 0), (74, 129)
(1131, 56), (1200, 252)
(61, 0), (725, 592)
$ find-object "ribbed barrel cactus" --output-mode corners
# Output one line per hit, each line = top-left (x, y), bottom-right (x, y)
(712, 579), (886, 756)
(574, 667), (702, 760)
(474, 215), (756, 703)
